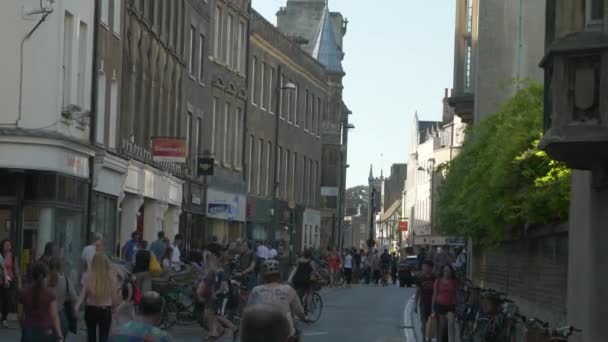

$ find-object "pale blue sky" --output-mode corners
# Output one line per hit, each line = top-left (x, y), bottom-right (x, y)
(255, 0), (456, 187)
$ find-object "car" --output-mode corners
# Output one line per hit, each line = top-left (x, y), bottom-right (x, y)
(398, 255), (419, 287)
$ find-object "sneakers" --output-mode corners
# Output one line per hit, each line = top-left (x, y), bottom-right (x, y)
(1, 320), (8, 328)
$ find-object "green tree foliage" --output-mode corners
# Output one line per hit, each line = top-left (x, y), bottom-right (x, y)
(436, 83), (570, 245)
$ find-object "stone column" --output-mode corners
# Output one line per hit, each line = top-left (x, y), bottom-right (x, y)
(119, 195), (144, 249)
(163, 206), (182, 241)
(567, 170), (608, 342)
(143, 200), (168, 245)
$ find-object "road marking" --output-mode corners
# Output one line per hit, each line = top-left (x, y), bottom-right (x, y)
(303, 332), (329, 336)
(403, 295), (416, 342)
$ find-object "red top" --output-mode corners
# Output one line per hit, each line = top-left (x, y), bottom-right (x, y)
(326, 253), (341, 271)
(18, 286), (56, 329)
(434, 278), (458, 306)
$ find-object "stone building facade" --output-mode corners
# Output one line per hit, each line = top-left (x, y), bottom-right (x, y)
(247, 10), (325, 251)
(277, 0), (349, 250)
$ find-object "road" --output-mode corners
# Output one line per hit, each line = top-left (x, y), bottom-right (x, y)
(0, 285), (416, 342)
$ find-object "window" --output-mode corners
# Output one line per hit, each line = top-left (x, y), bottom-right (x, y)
(308, 95), (313, 133)
(186, 111), (192, 160)
(266, 141), (272, 196)
(292, 153), (297, 200)
(260, 63), (266, 110)
(302, 157), (307, 203)
(466, 0), (473, 33)
(113, 0), (121, 35)
(591, 0), (605, 21)
(109, 78), (118, 148)
(237, 21), (246, 73)
(308, 158), (313, 205)
(101, 0), (108, 25)
(314, 161), (319, 206)
(165, 0), (171, 41)
(310, 97), (316, 134)
(199, 35), (205, 82)
(464, 40), (472, 91)
(235, 107), (242, 169)
(251, 57), (257, 105)
(226, 14), (233, 65)
(268, 67), (274, 114)
(278, 146), (283, 198)
(223, 102), (231, 165)
(96, 70), (106, 145)
(247, 135), (254, 193)
(286, 80), (292, 123)
(214, 6), (222, 58)
(77, 21), (88, 108)
(195, 117), (201, 160)
(303, 89), (308, 130)
(316, 97), (321, 135)
(284, 149), (289, 200)
(189, 26), (196, 76)
(257, 140), (263, 195)
(294, 83), (299, 125)
(211, 97), (218, 155)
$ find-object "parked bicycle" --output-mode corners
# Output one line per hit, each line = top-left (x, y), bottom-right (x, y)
(157, 277), (205, 330)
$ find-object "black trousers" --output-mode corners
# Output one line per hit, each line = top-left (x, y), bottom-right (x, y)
(84, 305), (112, 342)
(0, 282), (15, 321)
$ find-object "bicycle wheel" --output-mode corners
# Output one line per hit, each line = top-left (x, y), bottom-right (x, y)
(159, 300), (179, 330)
(305, 292), (323, 323)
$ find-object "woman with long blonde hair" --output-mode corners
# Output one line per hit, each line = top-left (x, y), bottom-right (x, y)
(75, 252), (118, 342)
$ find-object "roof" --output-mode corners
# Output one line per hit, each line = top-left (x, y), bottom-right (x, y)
(379, 200), (401, 223)
(311, 5), (344, 74)
(418, 120), (442, 144)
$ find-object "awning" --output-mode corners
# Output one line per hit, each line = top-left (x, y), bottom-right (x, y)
(379, 200), (401, 223)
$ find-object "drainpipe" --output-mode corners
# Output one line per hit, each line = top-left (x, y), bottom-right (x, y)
(515, 0), (524, 90)
(87, 0), (101, 236)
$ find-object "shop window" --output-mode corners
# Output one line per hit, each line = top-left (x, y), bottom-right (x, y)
(0, 172), (17, 197)
(24, 174), (56, 201)
(91, 192), (117, 255)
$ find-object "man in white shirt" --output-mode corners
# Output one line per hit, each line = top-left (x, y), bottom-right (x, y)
(171, 234), (183, 271)
(81, 233), (104, 273)
(256, 241), (270, 260)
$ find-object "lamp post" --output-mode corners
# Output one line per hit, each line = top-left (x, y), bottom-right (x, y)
(272, 65), (295, 257)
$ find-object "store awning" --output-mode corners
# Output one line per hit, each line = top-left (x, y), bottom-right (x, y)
(379, 200), (401, 223)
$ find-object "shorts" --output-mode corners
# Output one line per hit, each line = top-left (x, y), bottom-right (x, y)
(419, 302), (432, 322)
(433, 303), (456, 315)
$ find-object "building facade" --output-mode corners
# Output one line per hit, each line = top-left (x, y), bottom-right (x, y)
(0, 0), (95, 281)
(247, 10), (325, 252)
(277, 0), (350, 250)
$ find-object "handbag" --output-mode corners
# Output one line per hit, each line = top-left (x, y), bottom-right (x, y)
(64, 277), (78, 334)
(148, 255), (162, 276)
(425, 313), (438, 339)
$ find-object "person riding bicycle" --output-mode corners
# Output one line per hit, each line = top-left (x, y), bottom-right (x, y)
(291, 249), (317, 301)
(233, 240), (257, 290)
(247, 259), (307, 339)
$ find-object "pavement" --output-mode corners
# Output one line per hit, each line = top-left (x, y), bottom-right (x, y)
(0, 284), (421, 342)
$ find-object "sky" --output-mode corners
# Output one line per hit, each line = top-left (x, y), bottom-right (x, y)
(255, 0), (456, 188)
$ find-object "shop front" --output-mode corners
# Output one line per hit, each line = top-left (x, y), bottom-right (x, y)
(180, 181), (206, 252)
(118, 160), (183, 249)
(301, 209), (321, 251)
(206, 189), (245, 244)
(245, 197), (273, 241)
(0, 135), (93, 283)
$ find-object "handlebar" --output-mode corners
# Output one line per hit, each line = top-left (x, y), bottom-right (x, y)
(553, 326), (582, 337)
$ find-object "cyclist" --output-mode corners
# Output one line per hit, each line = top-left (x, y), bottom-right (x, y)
(291, 249), (317, 302)
(247, 260), (307, 340)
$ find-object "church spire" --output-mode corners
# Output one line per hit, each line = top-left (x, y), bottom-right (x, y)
(368, 164), (374, 181)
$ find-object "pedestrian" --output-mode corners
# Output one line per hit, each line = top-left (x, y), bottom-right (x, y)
(417, 247), (427, 270)
(452, 248), (467, 278)
(268, 242), (278, 260)
(121, 232), (140, 263)
(380, 249), (391, 286)
(149, 231), (167, 262)
(109, 291), (173, 341)
(0, 239), (20, 328)
(82, 233), (104, 275)
(256, 241), (269, 261)
(432, 264), (458, 342)
(196, 250), (237, 342)
(343, 249), (353, 286)
(433, 246), (451, 275)
(18, 262), (64, 342)
(246, 260), (306, 340)
(75, 252), (119, 342)
(233, 241), (256, 290)
(241, 305), (291, 342)
(352, 249), (361, 284)
(290, 249), (315, 301)
(371, 250), (381, 285)
(47, 257), (77, 340)
(133, 250), (153, 294)
(161, 246), (173, 270)
(326, 247), (341, 287)
(360, 250), (370, 284)
(415, 261), (435, 342)
(170, 234), (183, 271)
(39, 242), (61, 266)
(390, 252), (399, 285)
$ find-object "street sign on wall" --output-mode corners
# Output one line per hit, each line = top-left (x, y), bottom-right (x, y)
(152, 138), (187, 163)
(198, 157), (214, 175)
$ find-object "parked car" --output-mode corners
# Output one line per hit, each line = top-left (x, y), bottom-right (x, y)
(398, 255), (419, 287)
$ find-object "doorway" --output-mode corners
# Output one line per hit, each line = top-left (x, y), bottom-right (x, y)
(0, 207), (16, 245)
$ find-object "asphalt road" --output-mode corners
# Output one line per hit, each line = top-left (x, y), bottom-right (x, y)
(0, 285), (416, 342)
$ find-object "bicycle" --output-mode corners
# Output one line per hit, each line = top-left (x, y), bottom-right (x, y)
(157, 277), (206, 330)
(301, 289), (323, 323)
(517, 315), (581, 342)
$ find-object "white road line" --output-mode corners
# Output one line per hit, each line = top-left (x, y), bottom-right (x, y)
(403, 295), (416, 342)
(303, 332), (329, 336)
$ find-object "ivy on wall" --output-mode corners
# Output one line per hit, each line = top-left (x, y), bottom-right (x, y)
(436, 83), (570, 245)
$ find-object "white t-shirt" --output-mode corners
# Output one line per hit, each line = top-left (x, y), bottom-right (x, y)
(269, 248), (278, 259)
(81, 244), (96, 271)
(344, 254), (353, 269)
(256, 245), (269, 260)
(171, 244), (181, 271)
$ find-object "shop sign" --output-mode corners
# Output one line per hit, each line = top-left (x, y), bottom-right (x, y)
(399, 220), (408, 232)
(207, 190), (246, 222)
(192, 194), (201, 205)
(198, 157), (214, 175)
(151, 138), (187, 163)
